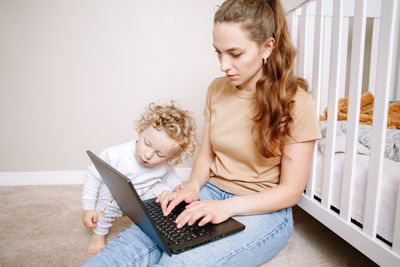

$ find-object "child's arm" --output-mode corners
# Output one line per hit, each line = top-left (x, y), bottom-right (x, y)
(82, 165), (102, 229)
(163, 166), (183, 191)
(82, 163), (103, 211)
(141, 167), (182, 200)
(82, 149), (111, 229)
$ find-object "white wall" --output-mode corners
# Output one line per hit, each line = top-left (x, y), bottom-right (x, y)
(0, 0), (303, 173)
(0, 0), (224, 171)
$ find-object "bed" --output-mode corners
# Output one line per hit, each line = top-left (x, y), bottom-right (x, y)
(285, 0), (400, 266)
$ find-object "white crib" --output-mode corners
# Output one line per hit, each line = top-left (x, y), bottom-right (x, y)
(286, 0), (400, 266)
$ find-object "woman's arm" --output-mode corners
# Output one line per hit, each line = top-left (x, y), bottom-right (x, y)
(157, 120), (215, 215)
(174, 140), (315, 227)
(185, 120), (215, 191)
(226, 140), (315, 215)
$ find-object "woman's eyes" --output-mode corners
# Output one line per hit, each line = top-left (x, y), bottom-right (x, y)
(214, 50), (242, 57)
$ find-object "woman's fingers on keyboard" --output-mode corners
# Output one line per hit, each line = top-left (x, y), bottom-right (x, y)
(164, 196), (184, 216)
(157, 191), (175, 213)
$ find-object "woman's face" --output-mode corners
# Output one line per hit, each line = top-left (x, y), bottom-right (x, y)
(213, 22), (269, 92)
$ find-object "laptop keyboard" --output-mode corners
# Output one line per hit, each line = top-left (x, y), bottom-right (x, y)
(144, 200), (211, 245)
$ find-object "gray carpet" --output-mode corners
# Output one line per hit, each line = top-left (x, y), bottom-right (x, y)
(0, 185), (378, 266)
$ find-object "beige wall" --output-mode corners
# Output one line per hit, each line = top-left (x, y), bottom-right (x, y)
(0, 0), (224, 171)
(4, 0), (389, 173)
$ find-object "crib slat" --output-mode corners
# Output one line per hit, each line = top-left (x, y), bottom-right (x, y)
(296, 3), (307, 78)
(340, 0), (367, 222)
(366, 0), (382, 18)
(306, 0), (324, 199)
(338, 17), (349, 99)
(322, 0), (381, 18)
(320, 16), (332, 115)
(287, 11), (296, 45)
(363, 0), (398, 238)
(321, 0), (343, 209)
(393, 4), (400, 100)
(368, 19), (380, 95)
(393, 181), (400, 254)
(288, 10), (298, 74)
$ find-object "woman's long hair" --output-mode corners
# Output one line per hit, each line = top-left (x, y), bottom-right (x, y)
(214, 0), (307, 158)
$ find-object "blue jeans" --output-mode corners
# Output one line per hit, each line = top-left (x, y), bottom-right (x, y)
(82, 183), (293, 267)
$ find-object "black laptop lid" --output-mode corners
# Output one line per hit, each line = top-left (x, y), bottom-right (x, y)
(86, 150), (171, 255)
(86, 150), (245, 255)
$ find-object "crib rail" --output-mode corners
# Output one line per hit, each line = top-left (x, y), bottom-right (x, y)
(287, 0), (400, 266)
(340, 0), (366, 225)
(363, 0), (397, 238)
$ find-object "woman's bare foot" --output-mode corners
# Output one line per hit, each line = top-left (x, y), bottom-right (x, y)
(87, 233), (106, 255)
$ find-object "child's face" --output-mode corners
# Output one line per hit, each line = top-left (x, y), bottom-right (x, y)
(136, 126), (178, 167)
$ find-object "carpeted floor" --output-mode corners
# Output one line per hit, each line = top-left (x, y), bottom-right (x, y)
(0, 185), (378, 266)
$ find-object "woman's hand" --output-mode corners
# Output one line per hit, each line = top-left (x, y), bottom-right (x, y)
(175, 199), (233, 228)
(156, 182), (200, 216)
(82, 210), (98, 228)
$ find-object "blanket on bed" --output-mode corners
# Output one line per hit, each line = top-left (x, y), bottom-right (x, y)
(319, 121), (400, 162)
(319, 92), (400, 129)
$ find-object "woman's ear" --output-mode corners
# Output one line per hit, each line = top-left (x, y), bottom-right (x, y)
(262, 37), (275, 59)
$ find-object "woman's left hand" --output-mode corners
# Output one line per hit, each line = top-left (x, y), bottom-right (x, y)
(175, 199), (232, 228)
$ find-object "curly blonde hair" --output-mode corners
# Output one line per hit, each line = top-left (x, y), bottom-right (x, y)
(135, 101), (198, 165)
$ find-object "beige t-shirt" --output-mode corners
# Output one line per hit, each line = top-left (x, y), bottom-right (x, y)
(204, 77), (321, 195)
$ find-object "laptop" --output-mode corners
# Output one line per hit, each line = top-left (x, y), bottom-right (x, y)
(86, 150), (245, 255)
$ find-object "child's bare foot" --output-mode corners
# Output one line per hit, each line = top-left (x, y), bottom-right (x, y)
(87, 233), (106, 255)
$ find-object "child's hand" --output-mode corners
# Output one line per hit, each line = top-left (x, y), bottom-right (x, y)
(82, 210), (98, 228)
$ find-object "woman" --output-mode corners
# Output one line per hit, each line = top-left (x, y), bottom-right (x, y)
(83, 0), (321, 266)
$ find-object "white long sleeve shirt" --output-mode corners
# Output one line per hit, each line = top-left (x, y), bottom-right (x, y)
(82, 140), (181, 210)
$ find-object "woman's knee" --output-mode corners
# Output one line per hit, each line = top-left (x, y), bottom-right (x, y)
(215, 208), (293, 266)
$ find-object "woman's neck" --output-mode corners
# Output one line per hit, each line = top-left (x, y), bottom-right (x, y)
(237, 67), (263, 93)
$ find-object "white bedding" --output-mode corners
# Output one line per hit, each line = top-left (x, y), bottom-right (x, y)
(319, 121), (400, 162)
(314, 149), (400, 243)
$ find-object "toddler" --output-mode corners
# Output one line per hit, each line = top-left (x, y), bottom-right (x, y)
(82, 101), (197, 255)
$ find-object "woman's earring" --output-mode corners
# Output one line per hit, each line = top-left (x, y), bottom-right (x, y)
(263, 57), (268, 65)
